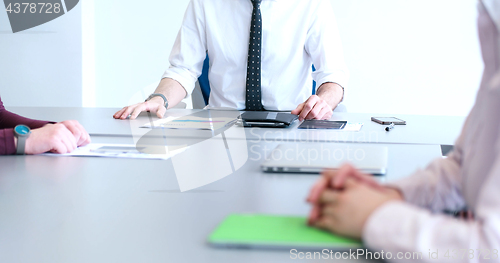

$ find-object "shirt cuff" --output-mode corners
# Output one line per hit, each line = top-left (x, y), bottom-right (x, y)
(362, 201), (426, 252)
(317, 82), (345, 103)
(162, 68), (198, 99)
(315, 71), (349, 91)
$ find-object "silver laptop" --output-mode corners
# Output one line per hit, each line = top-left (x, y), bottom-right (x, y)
(261, 143), (388, 175)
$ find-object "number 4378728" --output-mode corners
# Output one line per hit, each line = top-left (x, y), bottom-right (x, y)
(6, 3), (62, 14)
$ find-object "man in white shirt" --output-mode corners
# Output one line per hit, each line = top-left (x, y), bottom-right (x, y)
(113, 0), (349, 121)
(307, 1), (500, 261)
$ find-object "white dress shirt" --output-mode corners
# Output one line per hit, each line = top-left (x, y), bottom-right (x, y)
(363, 2), (500, 262)
(162, 0), (349, 111)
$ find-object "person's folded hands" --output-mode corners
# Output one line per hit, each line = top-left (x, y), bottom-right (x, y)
(306, 164), (404, 239)
(308, 178), (404, 240)
(307, 164), (384, 205)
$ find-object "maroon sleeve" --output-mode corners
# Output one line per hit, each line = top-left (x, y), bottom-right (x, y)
(0, 128), (16, 155)
(0, 98), (51, 130)
(0, 96), (52, 155)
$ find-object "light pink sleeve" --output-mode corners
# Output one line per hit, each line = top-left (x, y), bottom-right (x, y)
(386, 127), (467, 213)
(363, 155), (500, 262)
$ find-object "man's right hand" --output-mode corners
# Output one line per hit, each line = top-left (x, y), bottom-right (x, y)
(24, 123), (79, 155)
(113, 97), (167, 120)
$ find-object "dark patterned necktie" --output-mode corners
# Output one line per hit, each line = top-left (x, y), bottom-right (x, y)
(245, 0), (264, 111)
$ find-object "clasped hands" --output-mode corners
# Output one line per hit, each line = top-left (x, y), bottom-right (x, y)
(307, 164), (404, 240)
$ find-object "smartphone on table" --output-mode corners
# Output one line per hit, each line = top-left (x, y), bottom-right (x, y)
(371, 117), (406, 125)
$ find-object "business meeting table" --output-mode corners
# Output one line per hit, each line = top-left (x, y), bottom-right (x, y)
(0, 107), (466, 263)
(10, 107), (465, 146)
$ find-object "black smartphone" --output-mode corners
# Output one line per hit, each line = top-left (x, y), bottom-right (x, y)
(371, 117), (406, 125)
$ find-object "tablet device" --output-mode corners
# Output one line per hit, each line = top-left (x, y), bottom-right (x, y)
(240, 112), (298, 128)
(208, 214), (361, 250)
(298, 120), (347, 130)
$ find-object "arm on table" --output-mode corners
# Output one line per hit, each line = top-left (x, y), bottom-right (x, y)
(387, 149), (465, 213)
(293, 1), (349, 120)
(1, 122), (90, 155)
(0, 105), (51, 130)
(313, 126), (467, 213)
(363, 154), (500, 262)
(386, 123), (466, 212)
(0, 106), (90, 155)
(113, 78), (187, 120)
(317, 82), (344, 109)
(291, 83), (343, 121)
(114, 0), (206, 120)
(0, 103), (51, 155)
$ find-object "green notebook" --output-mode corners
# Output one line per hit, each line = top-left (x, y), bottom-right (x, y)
(208, 214), (362, 250)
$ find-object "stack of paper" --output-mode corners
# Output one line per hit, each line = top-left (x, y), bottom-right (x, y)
(43, 143), (186, 160)
(342, 123), (364, 132)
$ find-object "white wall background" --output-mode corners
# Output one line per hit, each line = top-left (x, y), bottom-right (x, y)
(85, 0), (190, 108)
(1, 0), (483, 117)
(332, 0), (482, 116)
(86, 0), (482, 116)
(0, 2), (82, 107)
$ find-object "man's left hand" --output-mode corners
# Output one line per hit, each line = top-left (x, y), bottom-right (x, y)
(292, 95), (333, 121)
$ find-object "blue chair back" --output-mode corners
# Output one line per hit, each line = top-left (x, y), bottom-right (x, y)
(312, 65), (317, 95)
(197, 55), (317, 105)
(198, 54), (211, 105)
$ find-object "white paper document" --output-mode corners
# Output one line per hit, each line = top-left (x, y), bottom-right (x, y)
(342, 123), (364, 132)
(141, 116), (237, 130)
(43, 143), (186, 160)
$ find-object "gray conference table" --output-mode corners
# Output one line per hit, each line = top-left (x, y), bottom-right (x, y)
(0, 135), (442, 263)
(1, 107), (463, 262)
(10, 107), (465, 146)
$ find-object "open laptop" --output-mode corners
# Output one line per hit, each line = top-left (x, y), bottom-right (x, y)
(261, 143), (388, 175)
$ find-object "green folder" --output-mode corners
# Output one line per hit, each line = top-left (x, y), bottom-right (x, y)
(208, 214), (362, 250)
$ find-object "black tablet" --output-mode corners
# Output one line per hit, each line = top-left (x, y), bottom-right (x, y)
(297, 120), (347, 130)
(240, 112), (298, 128)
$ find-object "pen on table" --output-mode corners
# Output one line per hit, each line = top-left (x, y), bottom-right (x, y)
(385, 123), (395, 132)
